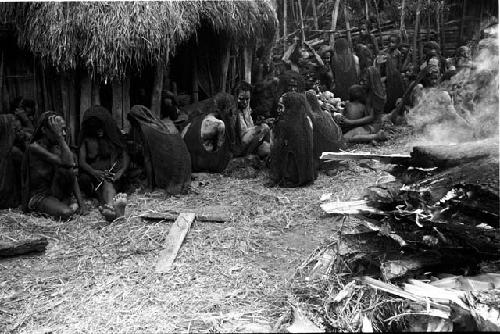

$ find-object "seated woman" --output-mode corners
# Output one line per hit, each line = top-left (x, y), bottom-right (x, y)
(269, 92), (315, 187)
(21, 112), (86, 219)
(181, 93), (236, 173)
(79, 106), (129, 221)
(128, 104), (191, 194)
(337, 85), (386, 143)
(0, 114), (26, 209)
(160, 91), (181, 134)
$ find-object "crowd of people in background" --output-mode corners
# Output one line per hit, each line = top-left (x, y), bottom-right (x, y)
(0, 20), (489, 222)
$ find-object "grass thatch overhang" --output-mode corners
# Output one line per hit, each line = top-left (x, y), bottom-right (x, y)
(0, 1), (277, 82)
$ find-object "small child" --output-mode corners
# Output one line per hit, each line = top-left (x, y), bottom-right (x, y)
(337, 85), (386, 144)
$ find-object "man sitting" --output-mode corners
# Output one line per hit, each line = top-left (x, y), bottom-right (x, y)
(336, 85), (386, 144)
(22, 112), (86, 219)
(233, 81), (270, 159)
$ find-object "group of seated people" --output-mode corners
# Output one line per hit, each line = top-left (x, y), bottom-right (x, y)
(280, 19), (475, 143)
(0, 36), (478, 221)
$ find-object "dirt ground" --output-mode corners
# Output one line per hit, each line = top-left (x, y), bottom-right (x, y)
(0, 130), (414, 333)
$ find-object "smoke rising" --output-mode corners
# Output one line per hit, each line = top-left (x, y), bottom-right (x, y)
(408, 25), (499, 145)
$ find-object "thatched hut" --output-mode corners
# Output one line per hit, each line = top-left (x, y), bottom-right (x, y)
(0, 1), (277, 143)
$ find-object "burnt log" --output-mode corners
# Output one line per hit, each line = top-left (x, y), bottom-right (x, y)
(0, 238), (48, 258)
(409, 139), (499, 169)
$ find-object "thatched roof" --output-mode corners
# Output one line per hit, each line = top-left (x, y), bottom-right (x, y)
(0, 1), (277, 81)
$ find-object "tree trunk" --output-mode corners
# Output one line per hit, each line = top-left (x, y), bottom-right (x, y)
(151, 60), (165, 117)
(311, 0), (318, 30)
(284, 0), (288, 53)
(413, 0), (423, 69)
(80, 73), (92, 123)
(329, 0), (342, 49)
(365, 0), (369, 21)
(297, 0), (306, 44)
(436, 1), (441, 49)
(440, 1), (445, 55)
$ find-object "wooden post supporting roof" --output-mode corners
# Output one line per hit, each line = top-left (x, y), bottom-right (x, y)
(297, 0), (306, 44)
(151, 60), (165, 117)
(400, 0), (407, 43)
(91, 80), (101, 106)
(221, 45), (230, 92)
(80, 73), (91, 123)
(243, 45), (252, 84)
(0, 51), (4, 114)
(344, 2), (352, 52)
(192, 57), (199, 103)
(122, 77), (130, 132)
(112, 80), (123, 128)
(60, 73), (70, 142)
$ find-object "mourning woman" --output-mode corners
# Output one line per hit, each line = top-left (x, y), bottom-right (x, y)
(21, 112), (86, 219)
(269, 92), (315, 187)
(0, 114), (25, 209)
(79, 106), (129, 221)
(331, 38), (359, 101)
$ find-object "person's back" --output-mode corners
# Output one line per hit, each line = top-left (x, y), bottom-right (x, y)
(344, 100), (368, 121)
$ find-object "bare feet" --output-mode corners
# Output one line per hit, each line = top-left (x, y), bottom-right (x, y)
(113, 193), (128, 219)
(99, 204), (116, 222)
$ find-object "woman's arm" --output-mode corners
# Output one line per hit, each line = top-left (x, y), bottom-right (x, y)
(113, 149), (130, 181)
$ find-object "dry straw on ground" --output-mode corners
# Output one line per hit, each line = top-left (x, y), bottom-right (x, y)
(0, 130), (413, 333)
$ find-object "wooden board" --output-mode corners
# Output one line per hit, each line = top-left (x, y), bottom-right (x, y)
(140, 210), (227, 223)
(320, 151), (411, 165)
(155, 212), (196, 273)
(0, 238), (48, 258)
(320, 199), (386, 215)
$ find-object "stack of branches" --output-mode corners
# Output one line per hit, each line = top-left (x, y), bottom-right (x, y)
(279, 138), (499, 332)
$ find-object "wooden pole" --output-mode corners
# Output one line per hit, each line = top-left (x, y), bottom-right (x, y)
(311, 0), (319, 30)
(365, 0), (369, 21)
(40, 62), (49, 113)
(192, 57), (198, 103)
(0, 51), (4, 114)
(68, 72), (77, 144)
(344, 2), (352, 52)
(372, 0), (383, 43)
(400, 0), (407, 43)
(413, 0), (423, 69)
(459, 0), (467, 46)
(330, 0), (342, 49)
(284, 0), (288, 54)
(80, 72), (91, 123)
(221, 45), (230, 92)
(243, 45), (252, 84)
(440, 1), (445, 55)
(112, 80), (123, 129)
(122, 76), (130, 132)
(151, 60), (165, 117)
(297, 0), (306, 44)
(91, 80), (101, 106)
(426, 0), (431, 41)
(60, 73), (70, 142)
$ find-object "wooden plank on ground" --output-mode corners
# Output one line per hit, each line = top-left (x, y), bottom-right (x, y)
(0, 238), (48, 258)
(155, 212), (196, 273)
(141, 205), (234, 223)
(320, 151), (411, 165)
(320, 199), (386, 215)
